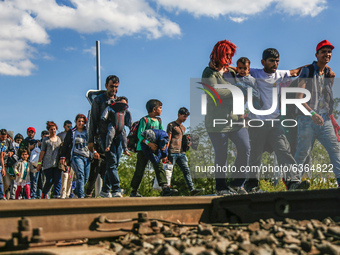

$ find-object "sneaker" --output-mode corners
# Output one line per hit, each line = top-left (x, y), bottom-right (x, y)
(130, 190), (143, 197)
(112, 192), (123, 198)
(287, 180), (310, 191)
(190, 189), (203, 196)
(162, 186), (179, 196)
(216, 190), (234, 196)
(99, 190), (112, 198)
(85, 193), (92, 198)
(247, 186), (266, 194)
(228, 186), (248, 195)
(0, 197), (7, 200)
(244, 180), (260, 193)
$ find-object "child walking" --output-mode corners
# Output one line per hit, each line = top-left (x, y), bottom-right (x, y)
(130, 99), (178, 197)
(13, 148), (37, 199)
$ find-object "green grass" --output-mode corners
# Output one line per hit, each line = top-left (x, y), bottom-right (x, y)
(259, 178), (338, 192)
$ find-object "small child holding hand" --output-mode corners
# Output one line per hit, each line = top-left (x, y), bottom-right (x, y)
(13, 148), (37, 199)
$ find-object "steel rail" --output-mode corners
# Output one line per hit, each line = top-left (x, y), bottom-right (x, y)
(1, 189), (339, 252)
(0, 196), (214, 248)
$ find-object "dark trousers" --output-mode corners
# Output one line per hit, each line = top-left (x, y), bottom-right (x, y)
(131, 151), (167, 190)
(86, 157), (106, 196)
(208, 128), (250, 191)
(246, 120), (300, 188)
(100, 135), (122, 194)
(42, 167), (62, 198)
(0, 172), (4, 198)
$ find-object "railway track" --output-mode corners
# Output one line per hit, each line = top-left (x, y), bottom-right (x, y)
(0, 189), (339, 253)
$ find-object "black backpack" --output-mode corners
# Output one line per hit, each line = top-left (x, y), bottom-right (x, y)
(7, 155), (19, 168)
(181, 134), (200, 152)
(127, 116), (161, 152)
(181, 134), (191, 152)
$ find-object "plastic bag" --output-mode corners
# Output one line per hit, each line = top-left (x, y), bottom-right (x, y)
(30, 144), (41, 167)
(153, 163), (173, 190)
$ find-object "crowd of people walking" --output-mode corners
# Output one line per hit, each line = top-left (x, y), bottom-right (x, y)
(0, 39), (339, 200)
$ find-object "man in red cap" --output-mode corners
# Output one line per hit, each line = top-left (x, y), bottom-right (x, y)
(19, 127), (41, 198)
(295, 40), (340, 188)
(20, 127), (40, 151)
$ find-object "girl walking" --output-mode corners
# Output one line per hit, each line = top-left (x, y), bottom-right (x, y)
(14, 148), (36, 199)
(60, 114), (90, 198)
(37, 121), (62, 198)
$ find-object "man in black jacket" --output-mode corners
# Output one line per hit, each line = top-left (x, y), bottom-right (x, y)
(88, 75), (125, 198)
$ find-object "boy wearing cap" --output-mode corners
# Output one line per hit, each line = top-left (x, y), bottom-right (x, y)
(295, 40), (340, 188)
(19, 127), (41, 199)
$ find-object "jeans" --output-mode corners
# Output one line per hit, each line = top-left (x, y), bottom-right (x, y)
(208, 128), (250, 191)
(281, 115), (313, 178)
(246, 119), (300, 188)
(71, 155), (91, 198)
(0, 168), (4, 198)
(69, 181), (76, 198)
(42, 167), (62, 198)
(10, 179), (17, 199)
(30, 171), (39, 199)
(295, 114), (340, 179)
(168, 153), (195, 191)
(3, 168), (11, 199)
(100, 135), (122, 194)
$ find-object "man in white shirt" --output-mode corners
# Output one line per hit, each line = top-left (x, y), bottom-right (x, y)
(244, 48), (310, 193)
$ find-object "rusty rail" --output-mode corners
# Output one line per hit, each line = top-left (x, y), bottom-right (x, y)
(0, 196), (214, 250)
(210, 188), (340, 224)
(1, 189), (339, 252)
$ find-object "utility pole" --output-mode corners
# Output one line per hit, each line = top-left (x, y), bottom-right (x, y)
(96, 41), (101, 90)
(95, 40), (102, 196)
